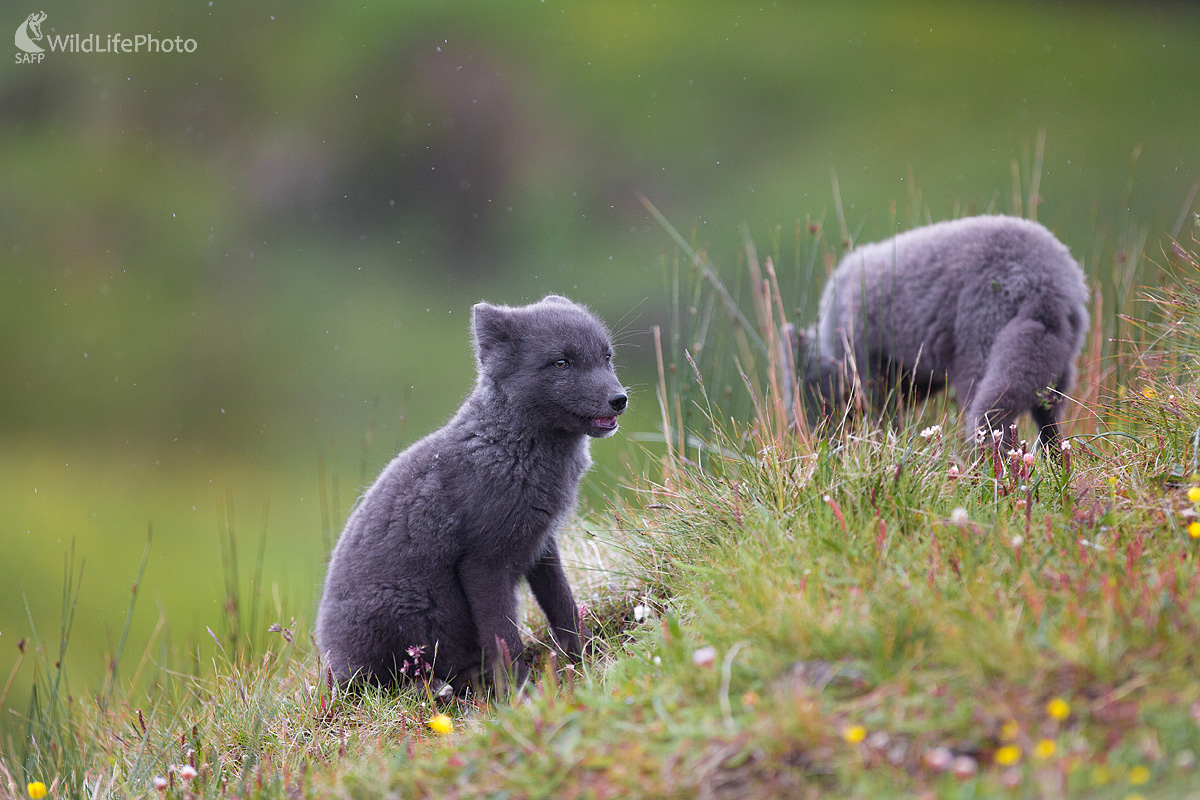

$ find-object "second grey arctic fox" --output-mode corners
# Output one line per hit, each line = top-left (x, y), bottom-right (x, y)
(783, 215), (1089, 446)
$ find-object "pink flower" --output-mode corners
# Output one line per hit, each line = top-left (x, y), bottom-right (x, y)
(923, 746), (953, 772)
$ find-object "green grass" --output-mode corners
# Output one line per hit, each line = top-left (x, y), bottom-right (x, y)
(5, 221), (1200, 799)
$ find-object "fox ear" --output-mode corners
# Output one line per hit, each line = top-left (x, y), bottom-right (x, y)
(472, 302), (517, 358)
(541, 294), (573, 306)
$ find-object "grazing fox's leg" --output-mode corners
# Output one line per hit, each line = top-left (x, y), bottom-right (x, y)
(1030, 397), (1062, 451)
(964, 317), (1072, 451)
(780, 323), (800, 426)
(1030, 362), (1075, 450)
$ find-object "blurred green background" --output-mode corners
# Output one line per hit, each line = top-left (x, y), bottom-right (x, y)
(3, 1), (1200, 714)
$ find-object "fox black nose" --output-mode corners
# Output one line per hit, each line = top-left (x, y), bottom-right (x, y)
(609, 392), (628, 412)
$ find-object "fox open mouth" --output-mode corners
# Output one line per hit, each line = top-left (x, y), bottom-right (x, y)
(592, 416), (618, 430)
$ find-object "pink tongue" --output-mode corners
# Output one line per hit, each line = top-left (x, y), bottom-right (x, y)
(594, 417), (618, 428)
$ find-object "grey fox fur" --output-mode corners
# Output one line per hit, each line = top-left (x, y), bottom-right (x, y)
(782, 216), (1088, 447)
(315, 295), (628, 690)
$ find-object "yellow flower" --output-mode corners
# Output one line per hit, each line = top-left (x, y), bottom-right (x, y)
(1189, 521), (1200, 539)
(1046, 697), (1071, 720)
(426, 714), (453, 735)
(1092, 764), (1112, 786)
(1000, 719), (1020, 741)
(1128, 765), (1151, 785)
(842, 724), (867, 744)
(1141, 386), (1158, 399)
(1034, 739), (1057, 760)
(995, 745), (1022, 766)
(1188, 487), (1200, 503)
(27, 783), (47, 800)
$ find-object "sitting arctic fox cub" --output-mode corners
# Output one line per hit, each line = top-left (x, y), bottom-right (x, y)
(782, 216), (1088, 447)
(316, 295), (628, 689)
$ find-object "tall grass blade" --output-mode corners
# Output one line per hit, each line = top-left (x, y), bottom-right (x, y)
(100, 524), (153, 710)
(249, 499), (270, 649)
(638, 193), (767, 358)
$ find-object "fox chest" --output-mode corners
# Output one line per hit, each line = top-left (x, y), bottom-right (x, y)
(446, 458), (577, 552)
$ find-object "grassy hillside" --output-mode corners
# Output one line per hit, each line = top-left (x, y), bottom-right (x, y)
(4, 219), (1200, 799)
(6, 0), (1200, 724)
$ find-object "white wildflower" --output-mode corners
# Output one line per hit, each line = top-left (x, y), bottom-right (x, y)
(952, 755), (978, 779)
(692, 645), (717, 668)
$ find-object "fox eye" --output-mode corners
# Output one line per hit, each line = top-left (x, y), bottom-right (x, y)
(552, 359), (569, 369)
(604, 353), (613, 362)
